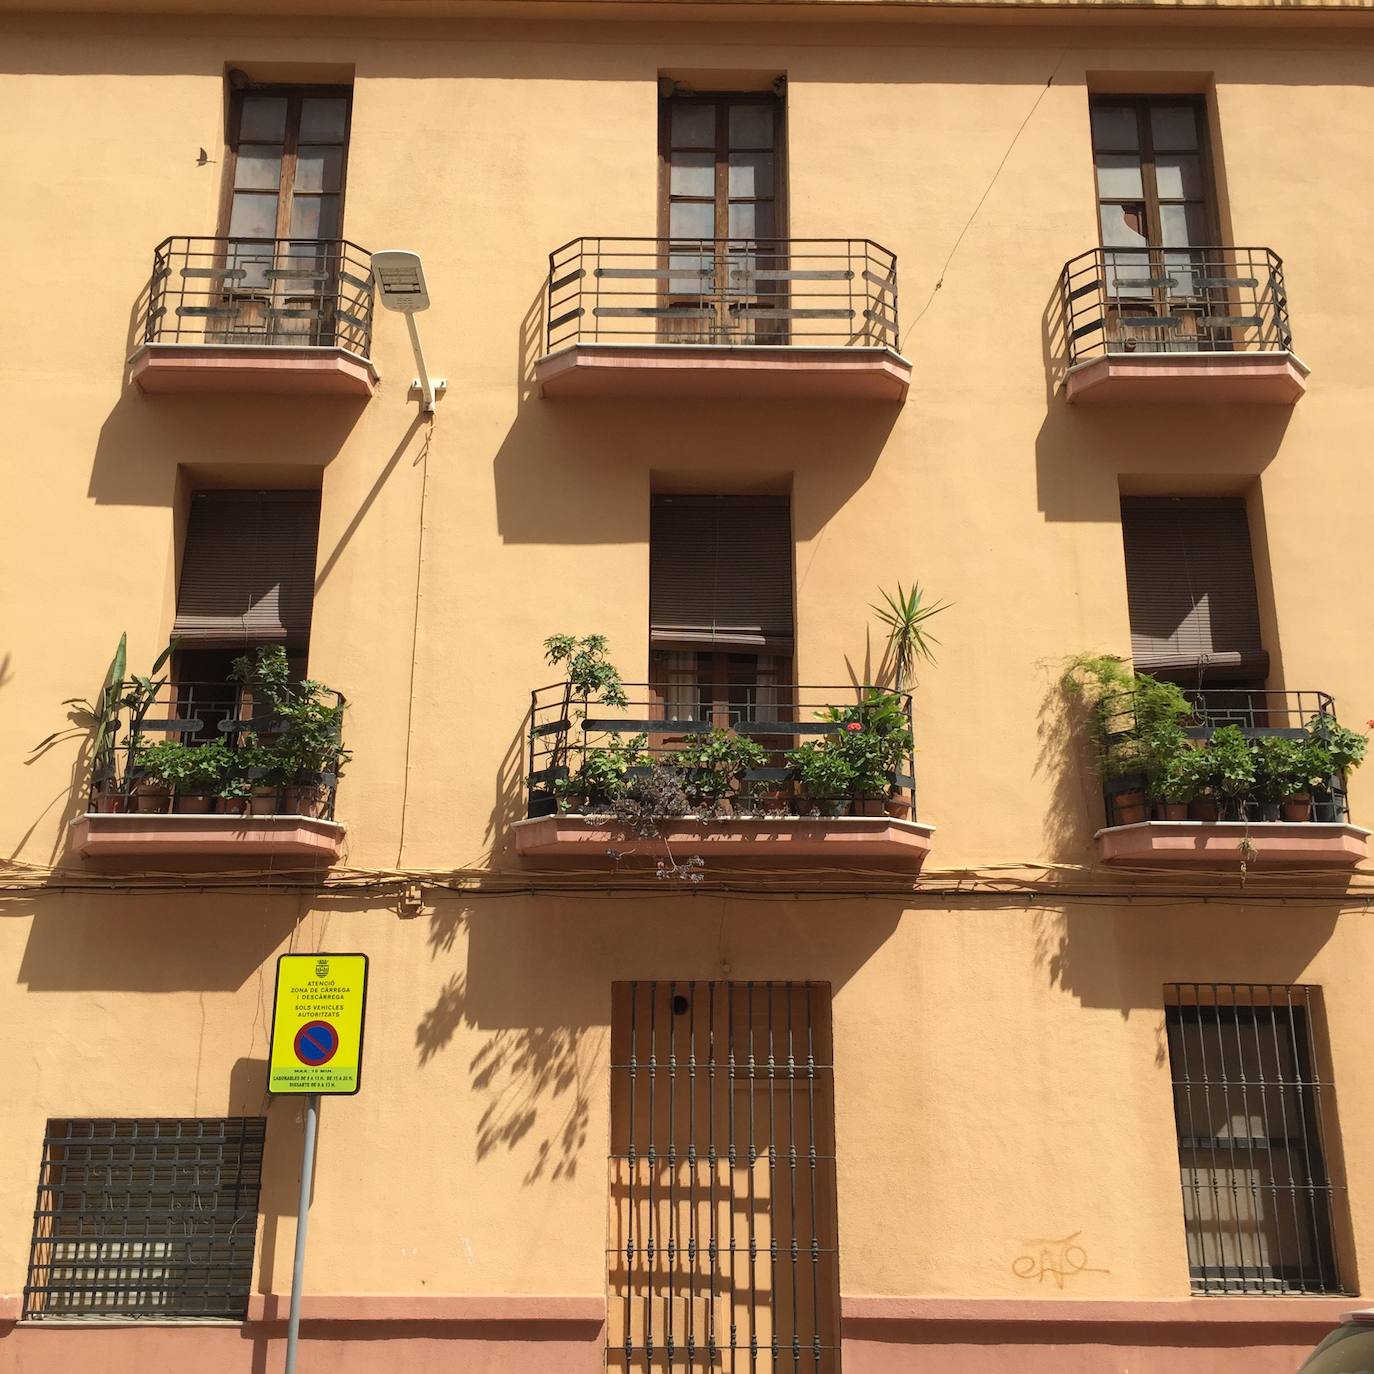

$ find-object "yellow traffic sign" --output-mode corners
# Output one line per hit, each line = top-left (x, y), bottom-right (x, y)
(269, 953), (369, 1095)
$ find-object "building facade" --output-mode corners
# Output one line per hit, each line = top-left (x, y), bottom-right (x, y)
(2, 0), (1374, 1369)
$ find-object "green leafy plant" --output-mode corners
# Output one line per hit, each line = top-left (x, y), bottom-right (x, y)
(1203, 725), (1258, 818)
(787, 740), (858, 812)
(1062, 655), (1192, 782)
(1252, 736), (1332, 803)
(677, 728), (769, 805)
(543, 634), (628, 709)
(231, 647), (351, 784)
(556, 734), (648, 812)
(1307, 714), (1368, 775)
(1149, 741), (1209, 806)
(218, 743), (287, 801)
(133, 738), (235, 794)
(871, 583), (951, 690)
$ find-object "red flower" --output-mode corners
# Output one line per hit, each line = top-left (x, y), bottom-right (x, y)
(845, 721), (863, 732)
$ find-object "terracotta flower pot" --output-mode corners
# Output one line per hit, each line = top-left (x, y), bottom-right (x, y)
(248, 786), (280, 816)
(1282, 794), (1313, 823)
(133, 782), (170, 814)
(853, 796), (886, 817)
(1157, 802), (1189, 821)
(1113, 789), (1148, 825)
(1189, 797), (1220, 822)
(175, 793), (212, 814)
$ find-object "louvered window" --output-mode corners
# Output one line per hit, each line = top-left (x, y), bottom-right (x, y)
(650, 495), (794, 651)
(1120, 497), (1267, 684)
(173, 491), (321, 647)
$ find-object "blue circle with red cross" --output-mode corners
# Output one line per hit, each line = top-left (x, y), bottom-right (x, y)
(294, 1020), (339, 1066)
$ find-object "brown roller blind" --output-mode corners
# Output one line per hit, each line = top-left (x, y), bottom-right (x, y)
(173, 491), (321, 646)
(1120, 497), (1268, 680)
(650, 495), (794, 649)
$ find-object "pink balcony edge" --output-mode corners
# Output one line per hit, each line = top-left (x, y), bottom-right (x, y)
(129, 343), (378, 396)
(512, 814), (936, 867)
(70, 813), (346, 868)
(1095, 820), (1370, 867)
(534, 343), (911, 401)
(1064, 350), (1308, 404)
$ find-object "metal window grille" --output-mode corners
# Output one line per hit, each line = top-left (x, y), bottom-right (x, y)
(23, 1117), (267, 1321)
(609, 981), (841, 1373)
(1164, 986), (1347, 1296)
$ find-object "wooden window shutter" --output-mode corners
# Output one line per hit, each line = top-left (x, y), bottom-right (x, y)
(650, 495), (794, 650)
(173, 491), (321, 646)
(1120, 497), (1268, 681)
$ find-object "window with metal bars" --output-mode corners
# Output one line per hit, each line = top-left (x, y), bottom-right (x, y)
(609, 981), (840, 1373)
(23, 1117), (267, 1320)
(1164, 986), (1348, 1296)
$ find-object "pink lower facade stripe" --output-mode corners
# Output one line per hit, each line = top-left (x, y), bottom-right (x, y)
(0, 1294), (1355, 1372)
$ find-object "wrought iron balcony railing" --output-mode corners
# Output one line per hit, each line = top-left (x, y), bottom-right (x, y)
(1061, 246), (1293, 367)
(527, 682), (917, 821)
(143, 237), (374, 356)
(544, 238), (900, 353)
(88, 679), (344, 820)
(1101, 688), (1350, 827)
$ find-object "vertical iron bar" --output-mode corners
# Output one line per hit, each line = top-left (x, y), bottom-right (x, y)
(1274, 987), (1313, 1291)
(806, 990), (820, 1372)
(626, 983), (637, 1370)
(1230, 990), (1264, 1289)
(1300, 987), (1340, 1292)
(727, 983), (738, 1372)
(787, 987), (800, 1373)
(707, 984), (718, 1370)
(747, 983), (757, 1374)
(667, 982), (676, 1371)
(687, 984), (698, 1372)
(767, 984), (779, 1368)
(1263, 988), (1306, 1290)
(647, 984), (657, 1370)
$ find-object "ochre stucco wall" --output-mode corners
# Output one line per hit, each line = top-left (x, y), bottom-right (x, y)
(2, 10), (1373, 1370)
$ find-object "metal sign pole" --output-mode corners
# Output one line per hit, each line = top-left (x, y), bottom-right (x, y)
(284, 1093), (320, 1374)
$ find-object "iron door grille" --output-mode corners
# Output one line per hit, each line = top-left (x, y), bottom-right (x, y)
(610, 981), (841, 1373)
(1164, 986), (1348, 1295)
(23, 1117), (267, 1320)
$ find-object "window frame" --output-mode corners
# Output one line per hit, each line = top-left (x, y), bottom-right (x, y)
(1089, 94), (1220, 255)
(1163, 986), (1348, 1297)
(217, 82), (354, 246)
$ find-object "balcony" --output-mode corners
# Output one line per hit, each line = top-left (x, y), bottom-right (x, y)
(1059, 246), (1308, 404)
(69, 678), (346, 868)
(128, 237), (377, 397)
(533, 237), (912, 401)
(1095, 689), (1368, 868)
(514, 682), (934, 868)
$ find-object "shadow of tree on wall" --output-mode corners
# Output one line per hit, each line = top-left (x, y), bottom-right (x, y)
(415, 905), (594, 1184)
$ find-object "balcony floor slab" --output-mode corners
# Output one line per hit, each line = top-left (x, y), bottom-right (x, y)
(534, 343), (911, 401)
(1095, 820), (1369, 867)
(1065, 350), (1308, 404)
(513, 814), (935, 868)
(70, 813), (346, 868)
(129, 343), (378, 396)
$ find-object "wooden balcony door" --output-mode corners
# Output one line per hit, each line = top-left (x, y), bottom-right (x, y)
(1090, 96), (1223, 352)
(217, 86), (352, 344)
(659, 91), (787, 343)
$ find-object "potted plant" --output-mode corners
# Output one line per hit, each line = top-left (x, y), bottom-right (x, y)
(230, 648), (350, 818)
(787, 740), (857, 817)
(218, 743), (287, 815)
(1149, 738), (1207, 820)
(536, 633), (628, 815)
(555, 734), (648, 814)
(1203, 725), (1258, 821)
(676, 728), (769, 817)
(871, 582), (950, 691)
(1251, 736), (1330, 822)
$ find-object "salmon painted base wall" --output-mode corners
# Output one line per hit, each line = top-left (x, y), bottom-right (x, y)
(0, 1296), (1353, 1371)
(841, 1297), (1353, 1372)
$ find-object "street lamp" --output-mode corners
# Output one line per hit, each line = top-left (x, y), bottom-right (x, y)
(372, 249), (445, 414)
